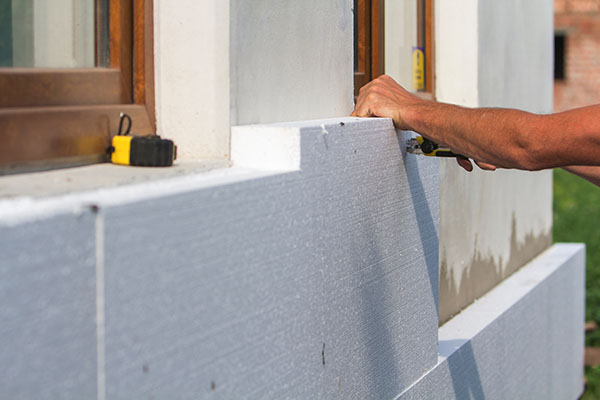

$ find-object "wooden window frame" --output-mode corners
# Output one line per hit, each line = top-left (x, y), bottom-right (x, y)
(354, 0), (435, 98)
(354, 0), (385, 98)
(418, 0), (435, 96)
(0, 0), (155, 174)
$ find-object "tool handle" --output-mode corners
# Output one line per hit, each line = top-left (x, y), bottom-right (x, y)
(433, 149), (468, 160)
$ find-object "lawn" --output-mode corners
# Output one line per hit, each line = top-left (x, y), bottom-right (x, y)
(553, 168), (600, 399)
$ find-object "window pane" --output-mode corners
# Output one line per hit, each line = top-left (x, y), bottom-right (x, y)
(554, 33), (566, 81)
(384, 0), (427, 91)
(0, 0), (107, 68)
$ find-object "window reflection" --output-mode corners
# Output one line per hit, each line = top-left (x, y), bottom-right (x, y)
(0, 0), (106, 68)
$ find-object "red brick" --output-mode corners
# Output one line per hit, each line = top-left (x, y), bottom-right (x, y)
(554, 0), (600, 111)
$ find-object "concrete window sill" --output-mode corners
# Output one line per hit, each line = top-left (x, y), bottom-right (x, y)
(0, 160), (230, 200)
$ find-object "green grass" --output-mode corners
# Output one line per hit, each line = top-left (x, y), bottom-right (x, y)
(553, 168), (600, 399)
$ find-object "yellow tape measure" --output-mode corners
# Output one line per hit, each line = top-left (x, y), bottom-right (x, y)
(108, 113), (177, 167)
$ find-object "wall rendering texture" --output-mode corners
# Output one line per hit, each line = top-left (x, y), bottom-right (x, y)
(154, 0), (230, 160)
(436, 0), (554, 323)
(230, 0), (354, 125)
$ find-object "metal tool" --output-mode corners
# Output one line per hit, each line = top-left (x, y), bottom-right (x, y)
(406, 136), (467, 159)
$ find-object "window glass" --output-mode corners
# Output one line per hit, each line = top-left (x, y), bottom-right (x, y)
(0, 0), (107, 68)
(384, 0), (427, 92)
(554, 33), (566, 81)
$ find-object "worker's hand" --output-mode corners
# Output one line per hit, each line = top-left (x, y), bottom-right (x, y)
(351, 75), (423, 130)
(353, 75), (498, 173)
(457, 158), (497, 172)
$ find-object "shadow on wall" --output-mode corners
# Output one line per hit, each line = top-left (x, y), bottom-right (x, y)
(348, 130), (441, 398)
(402, 133), (485, 399)
(439, 339), (485, 399)
(401, 137), (439, 312)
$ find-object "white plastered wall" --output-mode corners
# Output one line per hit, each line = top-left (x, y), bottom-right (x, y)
(154, 0), (354, 160)
(153, 0), (230, 160)
(230, 0), (354, 125)
(436, 0), (554, 322)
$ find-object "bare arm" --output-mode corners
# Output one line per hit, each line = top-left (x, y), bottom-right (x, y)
(352, 75), (600, 172)
(562, 166), (600, 187)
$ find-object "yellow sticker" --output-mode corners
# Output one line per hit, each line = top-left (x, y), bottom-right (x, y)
(412, 47), (425, 91)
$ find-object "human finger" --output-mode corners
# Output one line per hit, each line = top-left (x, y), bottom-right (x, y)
(457, 158), (474, 172)
(474, 161), (497, 171)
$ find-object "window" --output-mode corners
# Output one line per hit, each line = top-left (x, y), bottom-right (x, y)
(354, 0), (434, 97)
(354, 0), (384, 98)
(0, 0), (154, 174)
(554, 32), (566, 81)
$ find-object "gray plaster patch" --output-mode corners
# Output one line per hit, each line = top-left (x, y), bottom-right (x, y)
(439, 214), (552, 324)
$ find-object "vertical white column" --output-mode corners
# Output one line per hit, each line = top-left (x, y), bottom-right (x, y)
(154, 0), (231, 160)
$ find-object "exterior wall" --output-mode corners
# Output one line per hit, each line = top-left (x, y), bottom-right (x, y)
(436, 0), (554, 323)
(400, 244), (585, 399)
(153, 0), (230, 160)
(0, 0), (583, 398)
(0, 213), (97, 399)
(554, 0), (600, 111)
(0, 117), (442, 399)
(154, 0), (354, 160)
(230, 0), (354, 125)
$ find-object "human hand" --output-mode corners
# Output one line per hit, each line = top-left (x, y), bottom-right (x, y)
(457, 158), (497, 172)
(353, 75), (498, 173)
(351, 75), (424, 130)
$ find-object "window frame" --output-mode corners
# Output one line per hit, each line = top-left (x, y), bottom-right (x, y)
(0, 0), (155, 174)
(419, 0), (435, 95)
(354, 0), (385, 98)
(354, 0), (435, 98)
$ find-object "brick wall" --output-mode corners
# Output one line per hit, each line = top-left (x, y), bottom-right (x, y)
(554, 0), (600, 111)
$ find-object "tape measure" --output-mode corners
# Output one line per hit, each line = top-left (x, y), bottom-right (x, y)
(107, 113), (177, 167)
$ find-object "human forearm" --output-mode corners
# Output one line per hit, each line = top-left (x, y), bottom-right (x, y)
(404, 102), (547, 169)
(353, 75), (600, 172)
(562, 166), (600, 187)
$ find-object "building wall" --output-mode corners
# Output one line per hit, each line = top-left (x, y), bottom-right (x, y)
(153, 0), (230, 160)
(554, 0), (600, 111)
(436, 0), (554, 323)
(0, 0), (583, 398)
(230, 0), (354, 125)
